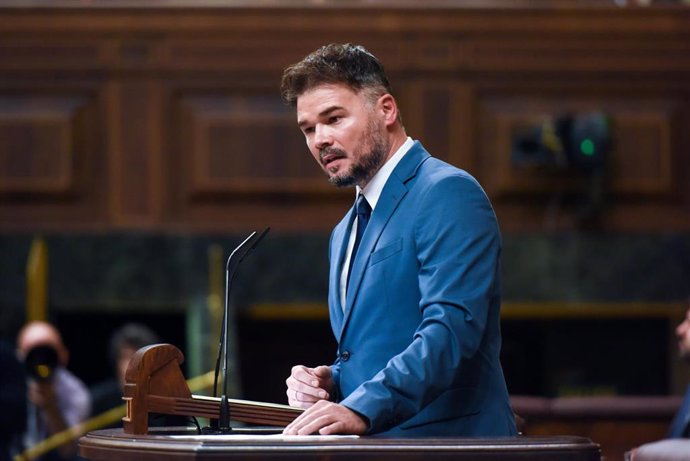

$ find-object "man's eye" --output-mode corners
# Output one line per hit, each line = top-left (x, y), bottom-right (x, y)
(303, 127), (315, 135)
(328, 116), (341, 124)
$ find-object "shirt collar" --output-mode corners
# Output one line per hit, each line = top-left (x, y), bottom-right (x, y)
(357, 136), (414, 210)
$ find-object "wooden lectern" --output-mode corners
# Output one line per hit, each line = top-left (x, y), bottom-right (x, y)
(78, 343), (601, 461)
(80, 429), (601, 461)
(122, 343), (302, 434)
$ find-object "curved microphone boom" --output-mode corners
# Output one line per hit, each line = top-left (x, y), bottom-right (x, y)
(205, 227), (270, 434)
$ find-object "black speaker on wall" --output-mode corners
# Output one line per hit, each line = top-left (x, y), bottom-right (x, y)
(512, 112), (610, 173)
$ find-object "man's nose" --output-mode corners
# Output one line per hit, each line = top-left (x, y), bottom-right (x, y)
(314, 125), (333, 150)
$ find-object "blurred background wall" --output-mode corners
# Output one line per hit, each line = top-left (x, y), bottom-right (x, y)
(1, 0), (689, 415)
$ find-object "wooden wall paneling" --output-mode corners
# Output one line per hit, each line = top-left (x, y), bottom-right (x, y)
(180, 91), (322, 195)
(473, 77), (690, 231)
(394, 81), (424, 155)
(677, 97), (690, 207)
(470, 37), (690, 73)
(106, 78), (164, 228)
(0, 96), (75, 195)
(165, 78), (351, 233)
(403, 79), (477, 174)
(479, 93), (679, 197)
(450, 84), (477, 178)
(0, 83), (108, 229)
(0, 37), (103, 71)
(0, 3), (688, 232)
(402, 40), (470, 73)
(660, 93), (690, 210)
(409, 82), (454, 164)
(611, 107), (675, 196)
(163, 38), (318, 74)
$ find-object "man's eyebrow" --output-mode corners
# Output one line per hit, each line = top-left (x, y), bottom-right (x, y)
(298, 105), (344, 128)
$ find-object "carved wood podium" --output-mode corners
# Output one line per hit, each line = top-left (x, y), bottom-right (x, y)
(77, 343), (602, 461)
(121, 343), (302, 434)
(79, 428), (601, 461)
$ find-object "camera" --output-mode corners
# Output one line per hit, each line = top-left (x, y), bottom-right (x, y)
(24, 344), (59, 382)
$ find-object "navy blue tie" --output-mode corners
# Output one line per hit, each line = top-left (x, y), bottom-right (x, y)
(347, 194), (371, 288)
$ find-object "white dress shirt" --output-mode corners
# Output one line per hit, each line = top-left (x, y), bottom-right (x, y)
(339, 137), (415, 310)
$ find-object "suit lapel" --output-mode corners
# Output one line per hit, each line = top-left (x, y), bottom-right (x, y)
(339, 142), (430, 337)
(329, 207), (355, 336)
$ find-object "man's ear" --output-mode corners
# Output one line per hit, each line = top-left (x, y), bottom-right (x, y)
(378, 94), (398, 127)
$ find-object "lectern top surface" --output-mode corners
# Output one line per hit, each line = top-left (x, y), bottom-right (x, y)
(79, 428), (601, 461)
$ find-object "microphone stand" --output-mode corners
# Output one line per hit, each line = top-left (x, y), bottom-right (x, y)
(202, 227), (270, 434)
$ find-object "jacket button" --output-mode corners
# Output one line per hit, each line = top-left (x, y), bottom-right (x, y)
(341, 351), (350, 361)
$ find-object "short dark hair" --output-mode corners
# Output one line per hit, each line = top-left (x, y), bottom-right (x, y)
(108, 323), (158, 368)
(280, 43), (395, 106)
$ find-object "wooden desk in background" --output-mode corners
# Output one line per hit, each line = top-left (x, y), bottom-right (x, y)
(512, 395), (682, 461)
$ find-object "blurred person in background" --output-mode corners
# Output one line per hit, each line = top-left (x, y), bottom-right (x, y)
(17, 321), (90, 461)
(89, 323), (158, 425)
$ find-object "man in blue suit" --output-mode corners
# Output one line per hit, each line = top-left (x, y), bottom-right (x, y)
(281, 43), (516, 437)
(669, 307), (690, 438)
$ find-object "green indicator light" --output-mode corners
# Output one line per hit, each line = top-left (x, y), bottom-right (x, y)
(580, 138), (595, 156)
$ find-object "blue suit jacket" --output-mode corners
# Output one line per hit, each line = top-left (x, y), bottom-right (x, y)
(327, 141), (516, 436)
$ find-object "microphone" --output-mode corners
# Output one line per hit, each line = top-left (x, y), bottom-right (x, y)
(204, 227), (270, 434)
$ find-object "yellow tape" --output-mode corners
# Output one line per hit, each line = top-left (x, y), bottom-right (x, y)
(26, 237), (48, 323)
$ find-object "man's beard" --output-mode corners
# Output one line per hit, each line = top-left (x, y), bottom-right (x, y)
(322, 121), (389, 188)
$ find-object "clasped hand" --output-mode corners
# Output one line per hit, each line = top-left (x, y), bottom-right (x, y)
(285, 364), (332, 407)
(283, 364), (366, 435)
